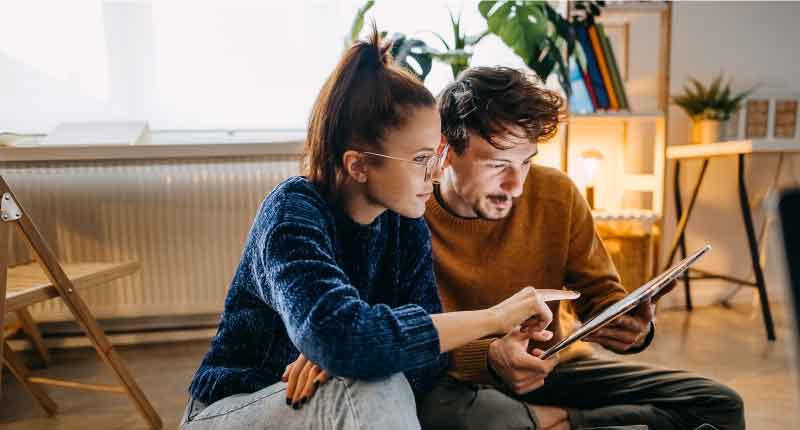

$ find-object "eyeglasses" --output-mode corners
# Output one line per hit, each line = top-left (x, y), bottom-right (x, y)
(362, 144), (450, 182)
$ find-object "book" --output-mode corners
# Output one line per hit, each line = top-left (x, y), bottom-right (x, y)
(574, 43), (599, 110)
(40, 121), (152, 146)
(569, 56), (595, 114)
(598, 26), (630, 111)
(575, 23), (610, 109)
(588, 23), (619, 110)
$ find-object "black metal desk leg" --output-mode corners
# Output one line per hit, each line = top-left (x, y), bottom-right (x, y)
(666, 159), (709, 265)
(737, 154), (776, 341)
(666, 159), (710, 311)
(673, 160), (692, 309)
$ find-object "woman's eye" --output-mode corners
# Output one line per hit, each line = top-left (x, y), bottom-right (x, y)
(488, 163), (506, 169)
(413, 155), (430, 163)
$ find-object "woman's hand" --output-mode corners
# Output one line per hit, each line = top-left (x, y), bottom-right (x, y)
(282, 354), (331, 409)
(488, 287), (580, 335)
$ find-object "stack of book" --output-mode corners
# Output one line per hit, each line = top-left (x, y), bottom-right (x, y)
(569, 22), (630, 114)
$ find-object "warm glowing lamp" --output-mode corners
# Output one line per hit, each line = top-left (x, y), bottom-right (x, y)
(580, 150), (604, 210)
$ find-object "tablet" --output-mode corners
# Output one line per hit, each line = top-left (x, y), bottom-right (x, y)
(540, 244), (712, 359)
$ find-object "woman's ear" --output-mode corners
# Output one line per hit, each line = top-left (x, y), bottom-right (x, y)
(342, 150), (368, 183)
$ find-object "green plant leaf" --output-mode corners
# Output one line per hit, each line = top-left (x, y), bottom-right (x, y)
(481, 2), (547, 66)
(682, 83), (698, 101)
(347, 0), (375, 48)
(717, 80), (731, 109)
(429, 31), (452, 51)
(478, 0), (595, 94)
(478, 0), (499, 19)
(690, 78), (707, 99)
(450, 9), (467, 50)
(390, 34), (434, 81)
(707, 73), (722, 102)
(675, 73), (758, 119)
(465, 29), (490, 47)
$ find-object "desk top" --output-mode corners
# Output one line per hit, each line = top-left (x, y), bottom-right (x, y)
(667, 139), (800, 160)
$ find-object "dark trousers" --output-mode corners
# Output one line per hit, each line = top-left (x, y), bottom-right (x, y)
(417, 358), (744, 430)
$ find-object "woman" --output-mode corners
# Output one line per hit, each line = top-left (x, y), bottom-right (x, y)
(182, 28), (576, 429)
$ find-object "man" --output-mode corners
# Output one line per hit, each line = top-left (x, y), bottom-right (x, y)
(418, 67), (744, 430)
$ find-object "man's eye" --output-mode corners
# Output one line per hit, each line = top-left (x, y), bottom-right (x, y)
(488, 163), (506, 169)
(413, 155), (430, 163)
(522, 159), (532, 166)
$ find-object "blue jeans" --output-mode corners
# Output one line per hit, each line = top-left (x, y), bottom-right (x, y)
(180, 373), (420, 429)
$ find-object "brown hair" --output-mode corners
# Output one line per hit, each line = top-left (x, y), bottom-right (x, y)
(303, 25), (436, 199)
(438, 66), (565, 154)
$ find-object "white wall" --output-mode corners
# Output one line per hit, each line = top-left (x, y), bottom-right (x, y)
(659, 1), (800, 308)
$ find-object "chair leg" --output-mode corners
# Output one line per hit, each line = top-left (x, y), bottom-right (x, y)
(16, 308), (51, 367)
(1, 220), (12, 394)
(76, 309), (163, 429)
(3, 340), (58, 416)
(48, 281), (163, 428)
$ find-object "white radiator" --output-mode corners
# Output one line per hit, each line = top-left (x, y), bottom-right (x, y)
(1, 155), (301, 323)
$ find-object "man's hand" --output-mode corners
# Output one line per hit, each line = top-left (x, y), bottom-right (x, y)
(282, 354), (331, 409)
(584, 300), (653, 353)
(487, 326), (559, 395)
(584, 280), (676, 353)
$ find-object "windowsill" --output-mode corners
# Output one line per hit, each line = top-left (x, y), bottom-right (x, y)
(0, 129), (306, 162)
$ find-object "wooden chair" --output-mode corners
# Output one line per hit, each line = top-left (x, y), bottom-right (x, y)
(0, 175), (162, 429)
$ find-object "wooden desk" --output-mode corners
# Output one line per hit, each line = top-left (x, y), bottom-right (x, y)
(665, 139), (800, 340)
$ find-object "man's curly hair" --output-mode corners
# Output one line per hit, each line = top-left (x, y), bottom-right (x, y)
(438, 67), (565, 154)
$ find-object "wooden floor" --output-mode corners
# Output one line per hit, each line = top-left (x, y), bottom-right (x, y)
(1, 303), (799, 429)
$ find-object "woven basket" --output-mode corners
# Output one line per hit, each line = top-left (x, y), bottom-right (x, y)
(596, 220), (658, 292)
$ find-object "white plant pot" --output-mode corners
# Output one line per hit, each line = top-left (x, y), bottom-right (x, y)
(690, 119), (722, 144)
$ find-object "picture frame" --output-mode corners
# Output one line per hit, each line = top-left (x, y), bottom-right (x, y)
(721, 90), (800, 141)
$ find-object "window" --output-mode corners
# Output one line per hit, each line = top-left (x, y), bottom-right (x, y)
(0, 1), (525, 136)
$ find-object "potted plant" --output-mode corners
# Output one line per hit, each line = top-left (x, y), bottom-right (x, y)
(346, 1), (434, 81)
(347, 2), (489, 81)
(424, 9), (489, 79)
(478, 0), (605, 95)
(346, 0), (605, 90)
(673, 74), (754, 144)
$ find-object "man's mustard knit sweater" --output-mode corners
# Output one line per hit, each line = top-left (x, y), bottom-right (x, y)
(425, 165), (628, 384)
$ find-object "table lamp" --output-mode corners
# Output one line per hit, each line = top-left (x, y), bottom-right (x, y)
(580, 149), (604, 209)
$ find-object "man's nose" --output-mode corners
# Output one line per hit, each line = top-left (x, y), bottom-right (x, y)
(501, 166), (524, 197)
